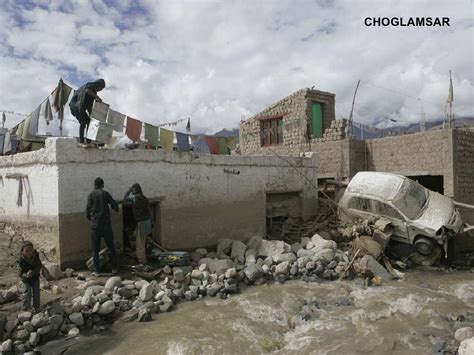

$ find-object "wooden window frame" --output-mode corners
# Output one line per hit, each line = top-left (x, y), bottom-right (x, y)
(260, 116), (283, 147)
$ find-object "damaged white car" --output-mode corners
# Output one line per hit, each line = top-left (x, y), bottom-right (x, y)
(338, 172), (463, 256)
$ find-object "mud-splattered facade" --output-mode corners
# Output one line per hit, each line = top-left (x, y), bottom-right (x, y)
(0, 138), (318, 267)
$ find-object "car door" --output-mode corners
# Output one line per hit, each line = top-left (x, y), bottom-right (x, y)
(347, 196), (375, 220)
(372, 200), (409, 240)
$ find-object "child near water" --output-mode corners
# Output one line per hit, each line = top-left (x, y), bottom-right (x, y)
(17, 241), (42, 312)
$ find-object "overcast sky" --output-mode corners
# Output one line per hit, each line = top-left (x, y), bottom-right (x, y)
(0, 0), (472, 134)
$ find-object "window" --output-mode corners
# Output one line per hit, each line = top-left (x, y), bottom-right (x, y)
(310, 102), (324, 138)
(348, 197), (371, 212)
(261, 117), (283, 146)
(373, 201), (403, 220)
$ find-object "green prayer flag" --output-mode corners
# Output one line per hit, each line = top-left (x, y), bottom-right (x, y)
(217, 137), (228, 155)
(144, 123), (159, 146)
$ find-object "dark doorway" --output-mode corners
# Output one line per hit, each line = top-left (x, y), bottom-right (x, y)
(407, 175), (444, 194)
(266, 191), (301, 240)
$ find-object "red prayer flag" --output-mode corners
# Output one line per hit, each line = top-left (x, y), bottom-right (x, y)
(126, 116), (142, 142)
(205, 136), (219, 154)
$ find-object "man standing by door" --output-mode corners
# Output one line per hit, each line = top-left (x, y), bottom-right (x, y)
(124, 183), (152, 271)
(86, 177), (119, 276)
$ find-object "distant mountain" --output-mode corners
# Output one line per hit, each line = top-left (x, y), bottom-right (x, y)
(213, 128), (240, 143)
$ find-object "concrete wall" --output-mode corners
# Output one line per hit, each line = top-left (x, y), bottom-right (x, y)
(2, 138), (319, 267)
(364, 129), (454, 196)
(452, 129), (474, 224)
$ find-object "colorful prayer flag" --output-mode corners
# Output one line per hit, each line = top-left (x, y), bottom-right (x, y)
(125, 116), (142, 142)
(160, 128), (174, 152)
(145, 123), (159, 147)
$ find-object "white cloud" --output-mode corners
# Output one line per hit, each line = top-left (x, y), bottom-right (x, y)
(0, 0), (472, 134)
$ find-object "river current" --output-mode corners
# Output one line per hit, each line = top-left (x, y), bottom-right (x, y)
(42, 269), (474, 354)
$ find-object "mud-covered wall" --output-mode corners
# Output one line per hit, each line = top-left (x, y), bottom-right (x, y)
(52, 138), (318, 264)
(0, 141), (61, 263)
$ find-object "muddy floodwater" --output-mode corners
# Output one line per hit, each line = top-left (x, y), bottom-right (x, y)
(43, 270), (474, 355)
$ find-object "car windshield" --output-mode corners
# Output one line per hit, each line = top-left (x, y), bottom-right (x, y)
(392, 178), (428, 219)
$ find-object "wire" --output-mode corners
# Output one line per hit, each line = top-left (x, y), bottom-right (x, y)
(359, 80), (441, 106)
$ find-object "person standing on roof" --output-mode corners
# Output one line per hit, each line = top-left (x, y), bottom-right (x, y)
(86, 177), (119, 276)
(69, 79), (106, 144)
(124, 183), (153, 271)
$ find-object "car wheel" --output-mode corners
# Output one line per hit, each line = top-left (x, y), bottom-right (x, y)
(414, 237), (436, 256)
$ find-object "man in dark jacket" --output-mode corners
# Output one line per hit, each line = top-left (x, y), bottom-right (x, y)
(86, 177), (119, 276)
(69, 79), (106, 144)
(124, 183), (152, 269)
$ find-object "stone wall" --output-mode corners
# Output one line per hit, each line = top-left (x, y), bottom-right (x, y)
(239, 88), (336, 156)
(1, 138), (319, 267)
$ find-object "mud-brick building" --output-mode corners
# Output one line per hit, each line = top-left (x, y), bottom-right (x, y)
(239, 88), (474, 225)
(0, 138), (318, 267)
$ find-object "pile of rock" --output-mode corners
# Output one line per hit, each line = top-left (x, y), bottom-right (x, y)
(1, 233), (353, 352)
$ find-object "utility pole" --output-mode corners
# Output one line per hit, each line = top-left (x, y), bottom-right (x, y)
(348, 80), (361, 138)
(447, 70), (454, 129)
(420, 105), (426, 132)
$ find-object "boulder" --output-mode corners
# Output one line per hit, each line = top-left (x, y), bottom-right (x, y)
(244, 264), (264, 283)
(225, 268), (237, 279)
(104, 276), (122, 293)
(356, 255), (392, 281)
(173, 268), (185, 282)
(23, 321), (34, 333)
(138, 308), (152, 322)
(195, 248), (208, 257)
(159, 296), (173, 312)
(191, 270), (203, 279)
(455, 327), (474, 343)
(69, 313), (84, 327)
(49, 314), (64, 330)
(217, 238), (233, 256)
(312, 248), (336, 262)
(118, 308), (139, 323)
(96, 293), (110, 304)
(43, 263), (63, 280)
(13, 329), (29, 341)
(2, 339), (12, 352)
(139, 284), (153, 302)
(273, 253), (297, 264)
(29, 332), (40, 347)
(459, 338), (474, 355)
(31, 313), (47, 328)
(246, 235), (262, 251)
(275, 261), (290, 275)
(231, 240), (247, 263)
(297, 249), (315, 258)
(311, 234), (337, 251)
(198, 263), (208, 272)
(98, 300), (116, 315)
(37, 325), (52, 335)
(68, 327), (80, 337)
(1, 286), (18, 304)
(208, 259), (234, 275)
(258, 240), (290, 258)
(17, 311), (32, 323)
(65, 268), (75, 278)
(300, 237), (310, 247)
(118, 287), (134, 299)
(81, 288), (94, 306)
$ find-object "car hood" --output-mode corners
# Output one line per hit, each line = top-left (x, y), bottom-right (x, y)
(414, 191), (457, 231)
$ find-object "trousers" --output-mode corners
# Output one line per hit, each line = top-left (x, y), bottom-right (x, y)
(22, 278), (40, 310)
(91, 224), (118, 272)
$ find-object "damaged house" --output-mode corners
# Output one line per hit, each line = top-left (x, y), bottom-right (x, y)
(239, 88), (474, 227)
(0, 138), (318, 267)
